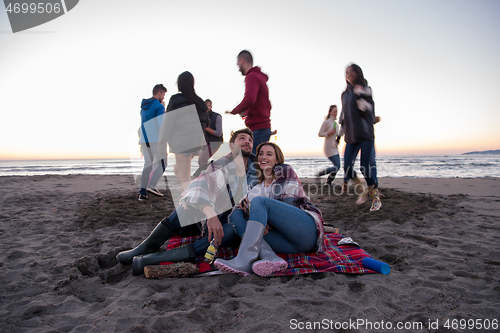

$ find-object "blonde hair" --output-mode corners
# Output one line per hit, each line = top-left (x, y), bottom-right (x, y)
(255, 142), (285, 184)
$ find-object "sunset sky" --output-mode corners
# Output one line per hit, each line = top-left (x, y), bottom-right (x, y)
(1, 0), (499, 160)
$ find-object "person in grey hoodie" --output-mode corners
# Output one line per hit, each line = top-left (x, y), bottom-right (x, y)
(138, 84), (167, 201)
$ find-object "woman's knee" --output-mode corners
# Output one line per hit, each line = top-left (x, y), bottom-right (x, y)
(250, 196), (271, 208)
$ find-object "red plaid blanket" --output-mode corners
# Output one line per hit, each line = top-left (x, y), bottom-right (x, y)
(164, 233), (376, 275)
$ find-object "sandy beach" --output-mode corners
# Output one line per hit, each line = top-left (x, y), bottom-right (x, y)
(0, 175), (499, 332)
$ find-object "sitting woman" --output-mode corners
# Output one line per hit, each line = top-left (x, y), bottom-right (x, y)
(215, 142), (325, 277)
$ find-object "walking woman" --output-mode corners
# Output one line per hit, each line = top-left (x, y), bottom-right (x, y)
(215, 142), (325, 277)
(164, 71), (209, 190)
(316, 105), (341, 187)
(340, 64), (381, 211)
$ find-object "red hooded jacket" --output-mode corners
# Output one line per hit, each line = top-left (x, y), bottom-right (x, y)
(231, 66), (272, 131)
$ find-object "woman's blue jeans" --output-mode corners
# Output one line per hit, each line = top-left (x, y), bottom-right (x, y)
(343, 140), (377, 186)
(230, 196), (317, 254)
(318, 154), (340, 175)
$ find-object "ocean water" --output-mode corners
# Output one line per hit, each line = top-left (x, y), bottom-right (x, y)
(0, 155), (499, 178)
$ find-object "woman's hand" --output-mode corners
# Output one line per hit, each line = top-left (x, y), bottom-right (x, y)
(353, 84), (364, 93)
(239, 197), (249, 213)
(327, 128), (336, 137)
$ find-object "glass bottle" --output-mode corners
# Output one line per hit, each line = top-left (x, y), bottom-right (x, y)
(204, 239), (218, 264)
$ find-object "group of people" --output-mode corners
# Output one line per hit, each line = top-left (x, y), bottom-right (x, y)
(118, 128), (323, 277)
(120, 51), (381, 277)
(138, 50), (272, 199)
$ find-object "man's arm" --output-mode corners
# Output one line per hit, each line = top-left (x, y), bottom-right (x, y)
(156, 103), (165, 127)
(205, 114), (223, 137)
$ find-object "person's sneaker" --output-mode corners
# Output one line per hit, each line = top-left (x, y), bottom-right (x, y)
(138, 194), (149, 201)
(147, 187), (163, 197)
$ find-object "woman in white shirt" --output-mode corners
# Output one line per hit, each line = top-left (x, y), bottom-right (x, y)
(316, 105), (341, 187)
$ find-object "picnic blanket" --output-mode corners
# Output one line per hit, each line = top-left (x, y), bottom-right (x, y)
(164, 233), (377, 276)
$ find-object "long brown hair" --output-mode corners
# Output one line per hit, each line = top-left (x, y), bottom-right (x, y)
(325, 105), (337, 120)
(255, 142), (285, 184)
(345, 63), (367, 87)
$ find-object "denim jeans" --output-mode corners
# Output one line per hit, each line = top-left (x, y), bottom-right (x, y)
(162, 208), (237, 257)
(140, 142), (167, 195)
(343, 140), (377, 186)
(251, 128), (272, 155)
(370, 142), (377, 184)
(318, 154), (340, 175)
(230, 196), (317, 253)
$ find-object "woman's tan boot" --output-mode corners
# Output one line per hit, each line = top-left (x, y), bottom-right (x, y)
(368, 185), (382, 211)
(352, 177), (368, 205)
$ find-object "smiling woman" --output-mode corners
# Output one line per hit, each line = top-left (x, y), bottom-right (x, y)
(255, 142), (285, 186)
(214, 141), (326, 277)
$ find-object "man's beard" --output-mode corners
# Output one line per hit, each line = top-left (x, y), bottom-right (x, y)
(241, 149), (251, 158)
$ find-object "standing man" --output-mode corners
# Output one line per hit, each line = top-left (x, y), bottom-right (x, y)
(138, 84), (168, 201)
(198, 99), (223, 166)
(227, 50), (272, 154)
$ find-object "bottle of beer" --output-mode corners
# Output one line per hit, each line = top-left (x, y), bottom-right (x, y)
(204, 239), (218, 264)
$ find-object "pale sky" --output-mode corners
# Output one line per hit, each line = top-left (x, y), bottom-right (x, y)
(1, 0), (499, 160)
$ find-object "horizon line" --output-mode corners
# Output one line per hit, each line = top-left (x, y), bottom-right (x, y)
(0, 151), (491, 161)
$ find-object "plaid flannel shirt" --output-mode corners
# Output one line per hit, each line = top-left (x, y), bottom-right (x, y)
(179, 153), (256, 232)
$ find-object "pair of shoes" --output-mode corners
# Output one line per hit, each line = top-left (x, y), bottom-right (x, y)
(116, 219), (178, 265)
(147, 187), (163, 197)
(132, 243), (195, 275)
(138, 194), (149, 201)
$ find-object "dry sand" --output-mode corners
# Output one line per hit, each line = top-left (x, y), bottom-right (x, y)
(0, 175), (499, 332)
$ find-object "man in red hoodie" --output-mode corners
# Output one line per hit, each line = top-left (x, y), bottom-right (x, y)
(227, 50), (272, 154)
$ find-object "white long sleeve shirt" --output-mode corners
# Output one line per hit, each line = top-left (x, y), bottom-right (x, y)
(318, 117), (339, 157)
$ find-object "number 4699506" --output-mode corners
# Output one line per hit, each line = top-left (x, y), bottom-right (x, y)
(444, 319), (498, 330)
(6, 2), (62, 14)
